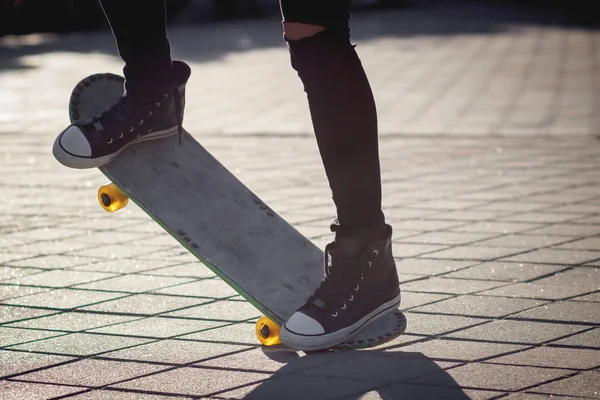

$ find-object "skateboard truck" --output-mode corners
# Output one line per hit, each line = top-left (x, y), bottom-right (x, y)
(98, 182), (129, 212)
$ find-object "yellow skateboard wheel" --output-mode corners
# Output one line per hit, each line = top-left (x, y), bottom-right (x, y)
(98, 183), (129, 212)
(256, 316), (281, 346)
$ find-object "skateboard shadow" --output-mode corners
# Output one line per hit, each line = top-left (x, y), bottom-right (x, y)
(241, 347), (469, 400)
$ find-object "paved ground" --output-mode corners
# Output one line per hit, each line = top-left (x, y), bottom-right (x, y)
(1, 1), (599, 399)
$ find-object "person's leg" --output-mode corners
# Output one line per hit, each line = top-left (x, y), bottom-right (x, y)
(282, 1), (386, 252)
(53, 0), (191, 169)
(278, 0), (400, 351)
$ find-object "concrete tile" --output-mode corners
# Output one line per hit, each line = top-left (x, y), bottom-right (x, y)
(481, 282), (598, 301)
(500, 249), (600, 265)
(404, 313), (489, 336)
(0, 306), (57, 324)
(143, 263), (217, 279)
(6, 312), (139, 331)
(401, 277), (507, 295)
(180, 322), (259, 345)
(337, 385), (498, 400)
(0, 327), (66, 348)
(399, 339), (525, 362)
(424, 246), (525, 261)
(2, 289), (125, 309)
(412, 295), (546, 318)
(165, 300), (261, 321)
(3, 270), (116, 288)
(90, 316), (225, 338)
(448, 320), (589, 344)
(0, 380), (82, 400)
(554, 237), (600, 251)
(65, 390), (187, 399)
(501, 393), (580, 399)
(447, 222), (542, 235)
(80, 294), (208, 315)
(71, 258), (177, 274)
(526, 224), (600, 237)
(532, 371), (600, 398)
(551, 328), (600, 348)
(0, 285), (50, 301)
(103, 338), (250, 364)
(111, 366), (268, 397)
(4, 255), (98, 269)
(0, 266), (45, 282)
(8, 332), (152, 356)
(17, 358), (167, 387)
(470, 235), (570, 249)
(511, 301), (600, 324)
(152, 278), (238, 298)
(0, 350), (74, 378)
(445, 262), (563, 282)
(394, 258), (476, 276)
(488, 346), (600, 369)
(410, 363), (571, 391)
(76, 275), (195, 293)
(401, 292), (452, 310)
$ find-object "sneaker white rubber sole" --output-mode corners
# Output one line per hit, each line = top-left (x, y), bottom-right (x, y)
(52, 126), (178, 169)
(280, 293), (402, 352)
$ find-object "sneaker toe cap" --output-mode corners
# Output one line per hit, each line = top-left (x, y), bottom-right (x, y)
(58, 126), (92, 157)
(284, 312), (325, 335)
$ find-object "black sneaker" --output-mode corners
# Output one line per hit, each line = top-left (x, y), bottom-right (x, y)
(53, 60), (191, 169)
(280, 225), (401, 351)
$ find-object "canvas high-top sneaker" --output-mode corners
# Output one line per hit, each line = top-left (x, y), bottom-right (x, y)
(281, 224), (401, 351)
(53, 60), (191, 169)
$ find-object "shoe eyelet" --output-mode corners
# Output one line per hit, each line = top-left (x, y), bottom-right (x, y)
(129, 127), (134, 133)
(155, 102), (161, 107)
(147, 129), (152, 133)
(373, 250), (379, 256)
(117, 132), (123, 139)
(348, 294), (354, 301)
(106, 138), (113, 144)
(138, 119), (144, 125)
(354, 285), (360, 291)
(367, 262), (372, 267)
(331, 312), (338, 317)
(341, 303), (347, 310)
(147, 111), (153, 116)
(360, 273), (364, 280)
(163, 93), (169, 99)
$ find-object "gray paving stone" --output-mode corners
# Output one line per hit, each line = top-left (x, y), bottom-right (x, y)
(425, 246), (526, 262)
(398, 231), (497, 246)
(103, 338), (250, 364)
(401, 277), (507, 295)
(511, 301), (600, 324)
(554, 237), (600, 251)
(531, 371), (600, 398)
(142, 263), (216, 279)
(75, 274), (195, 293)
(0, 350), (74, 378)
(500, 249), (600, 266)
(2, 288), (125, 309)
(447, 320), (589, 345)
(0, 327), (66, 348)
(90, 316), (226, 338)
(16, 358), (167, 387)
(488, 346), (600, 370)
(409, 363), (571, 391)
(180, 322), (259, 345)
(6, 311), (139, 331)
(111, 366), (268, 397)
(412, 295), (546, 318)
(0, 266), (44, 282)
(550, 328), (600, 348)
(0, 380), (82, 400)
(3, 255), (99, 269)
(469, 235), (571, 249)
(66, 390), (187, 399)
(165, 299), (262, 321)
(404, 313), (489, 336)
(394, 259), (476, 276)
(501, 393), (580, 400)
(445, 262), (564, 282)
(481, 282), (598, 301)
(70, 258), (178, 274)
(0, 306), (57, 325)
(0, 285), (50, 302)
(8, 332), (152, 356)
(152, 278), (239, 298)
(3, 270), (116, 288)
(336, 386), (499, 400)
(80, 293), (208, 315)
(399, 339), (526, 363)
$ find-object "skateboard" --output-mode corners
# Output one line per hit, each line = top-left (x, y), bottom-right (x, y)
(66, 73), (406, 349)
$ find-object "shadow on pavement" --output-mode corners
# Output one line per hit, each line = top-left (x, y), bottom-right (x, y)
(241, 348), (469, 399)
(1, 0), (598, 74)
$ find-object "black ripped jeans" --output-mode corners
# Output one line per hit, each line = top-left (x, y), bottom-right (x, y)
(99, 0), (386, 242)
